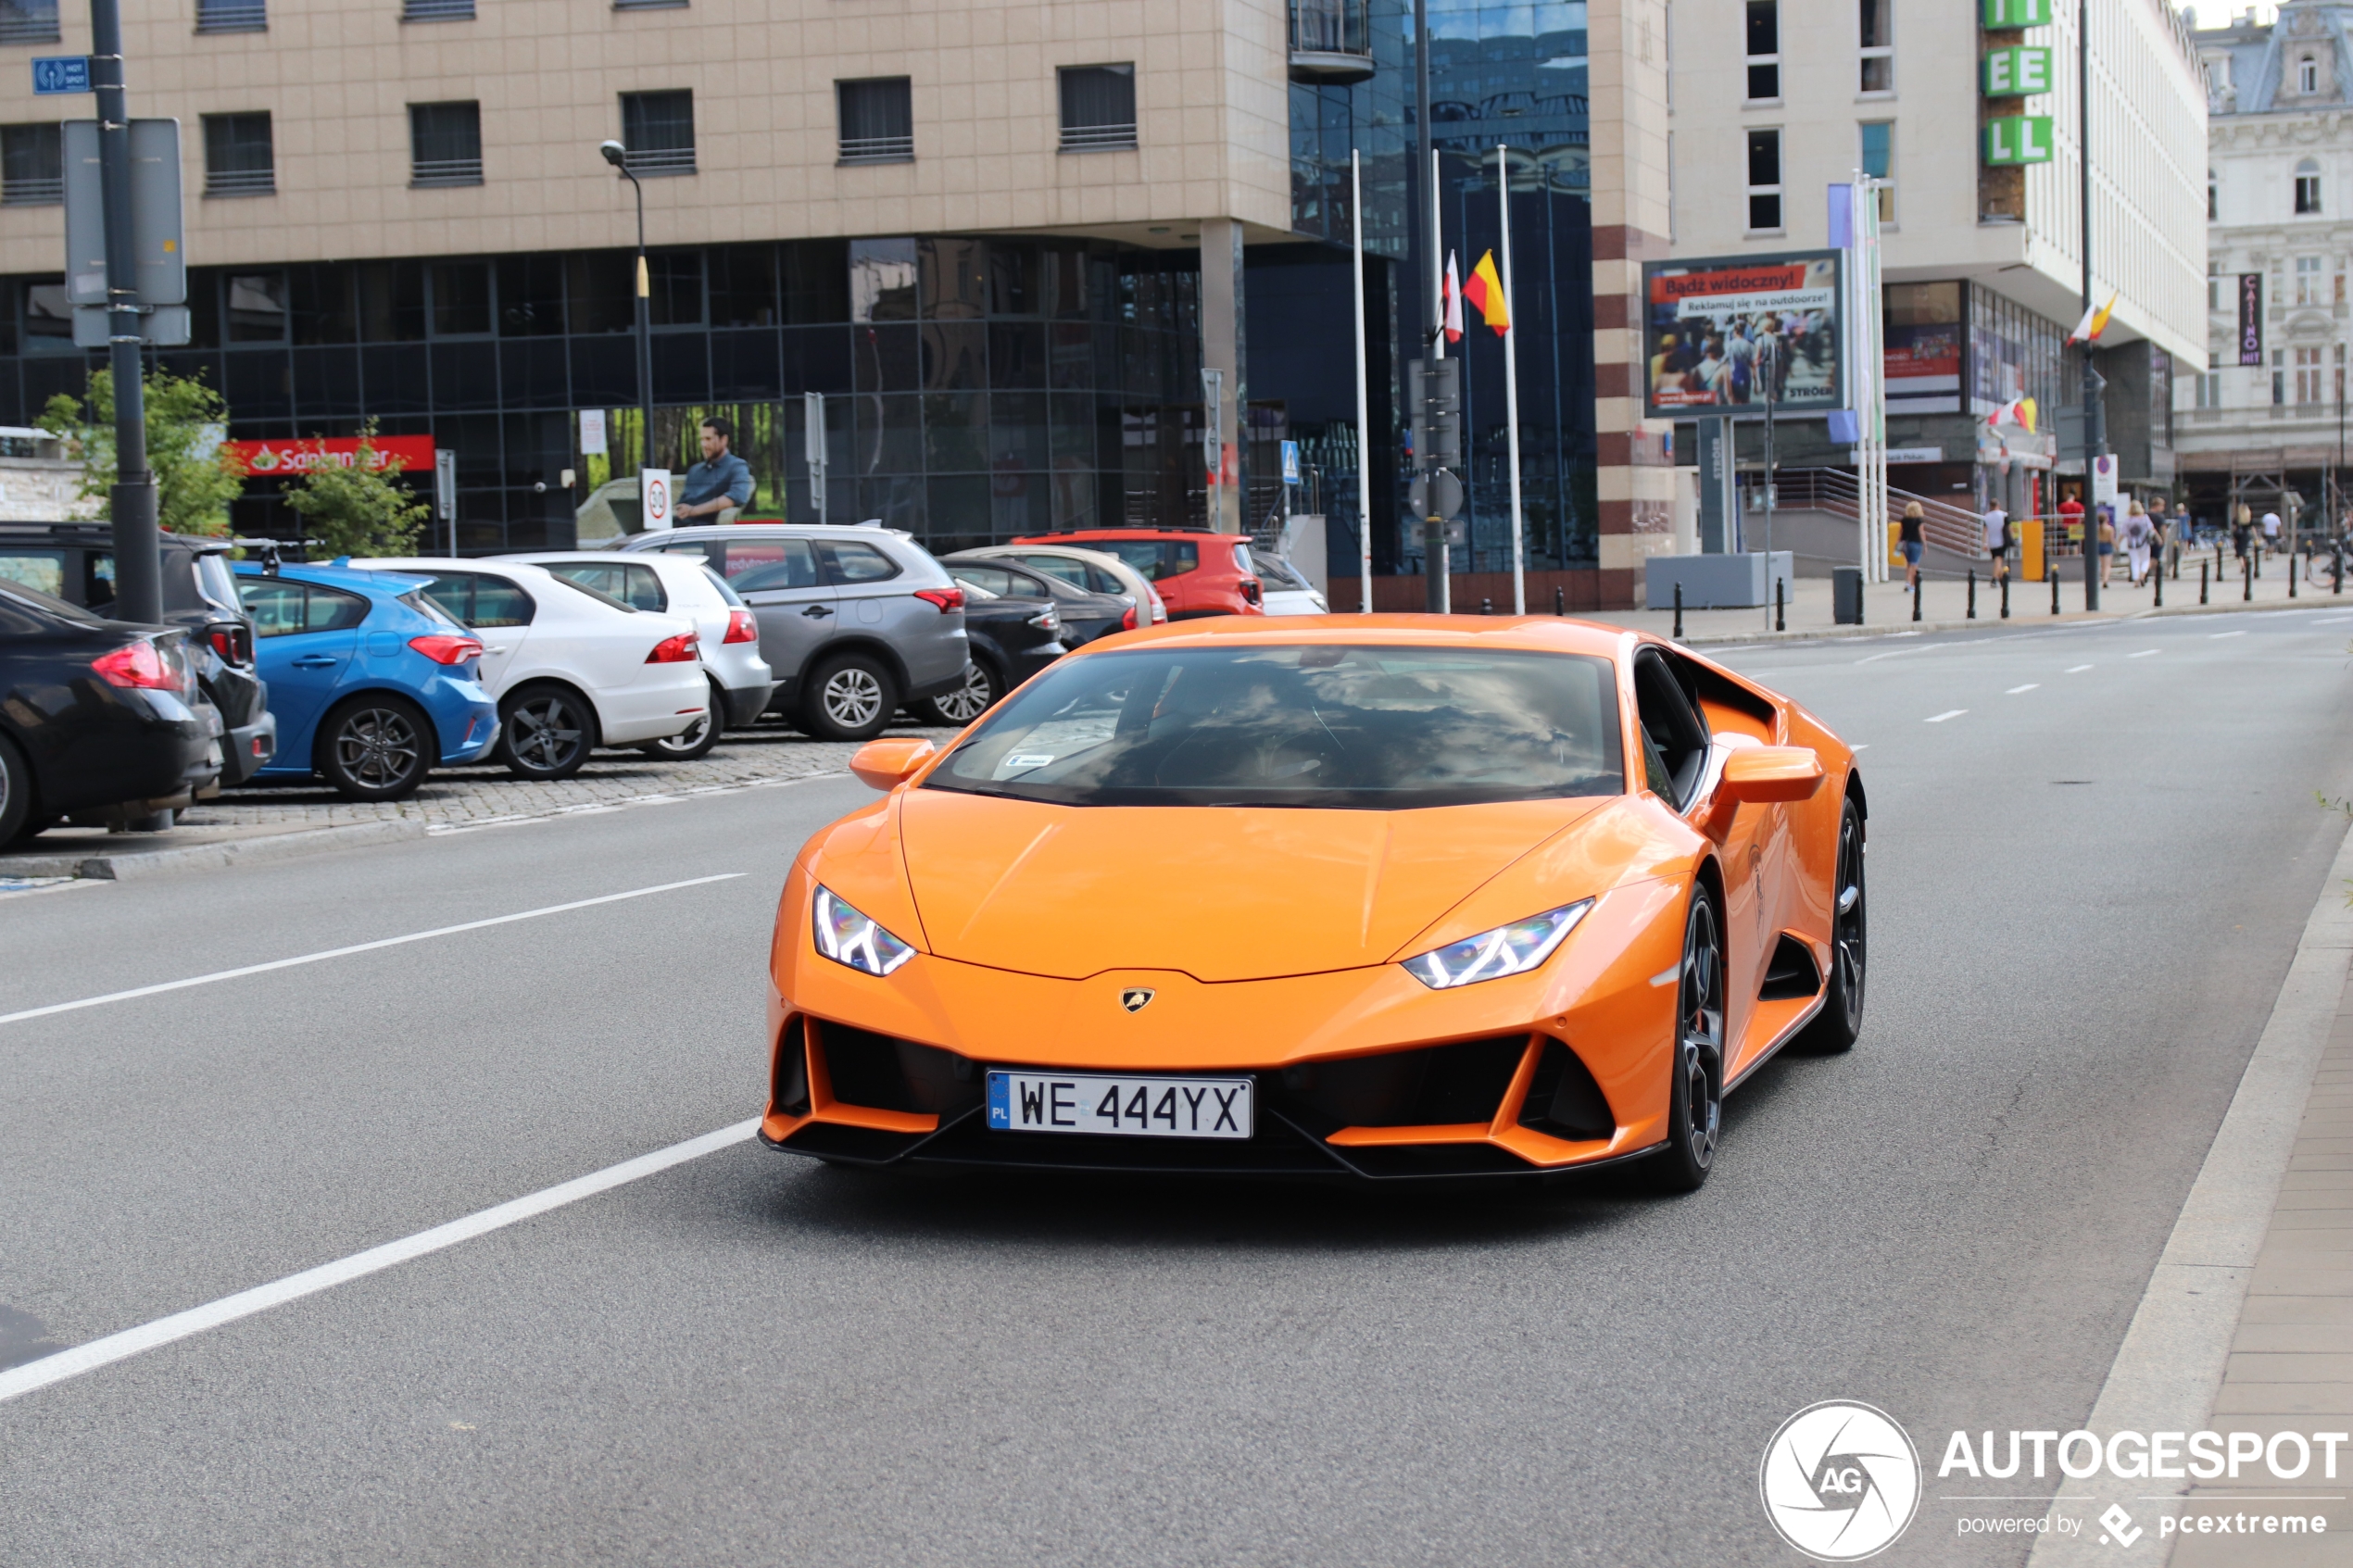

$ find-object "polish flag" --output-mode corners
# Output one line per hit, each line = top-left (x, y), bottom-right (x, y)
(1442, 252), (1465, 344)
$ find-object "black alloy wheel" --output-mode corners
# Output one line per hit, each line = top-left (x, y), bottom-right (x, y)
(641, 680), (724, 761)
(1652, 886), (1726, 1194)
(1798, 797), (1867, 1052)
(0, 731), (31, 847)
(498, 684), (595, 780)
(800, 652), (899, 742)
(319, 696), (433, 802)
(916, 658), (1000, 727)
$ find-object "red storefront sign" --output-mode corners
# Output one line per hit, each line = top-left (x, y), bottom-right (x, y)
(223, 436), (436, 477)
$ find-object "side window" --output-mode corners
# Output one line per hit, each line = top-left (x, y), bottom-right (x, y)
(1018, 555), (1091, 591)
(1231, 542), (1253, 575)
(1095, 541), (1165, 579)
(654, 542), (722, 570)
(1084, 565), (1126, 595)
(240, 578), (308, 636)
(306, 585), (371, 632)
(1632, 649), (1710, 809)
(950, 565), (1014, 597)
(816, 539), (902, 584)
(1167, 542), (1200, 576)
(729, 539), (821, 592)
(702, 566), (746, 606)
(623, 564), (667, 612)
(546, 561), (660, 609)
(0, 550), (67, 598)
(420, 571), (535, 629)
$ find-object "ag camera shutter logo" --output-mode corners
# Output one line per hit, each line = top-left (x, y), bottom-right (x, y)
(1759, 1400), (1922, 1561)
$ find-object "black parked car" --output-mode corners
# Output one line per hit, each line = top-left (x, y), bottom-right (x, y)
(0, 523), (274, 784)
(913, 569), (1070, 726)
(0, 579), (224, 847)
(941, 553), (1137, 646)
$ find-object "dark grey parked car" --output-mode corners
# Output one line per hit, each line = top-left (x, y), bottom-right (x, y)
(612, 525), (967, 740)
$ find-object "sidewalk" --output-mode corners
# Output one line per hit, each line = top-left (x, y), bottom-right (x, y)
(1581, 554), (2339, 646)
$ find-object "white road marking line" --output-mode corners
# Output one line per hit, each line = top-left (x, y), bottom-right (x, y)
(0, 1118), (762, 1406)
(0, 878), (106, 902)
(2128, 649), (2160, 659)
(2007, 684), (2040, 694)
(0, 874), (745, 1029)
(1924, 709), (1967, 722)
(2313, 614), (2353, 625)
(2211, 631), (2246, 639)
(2066, 664), (2094, 673)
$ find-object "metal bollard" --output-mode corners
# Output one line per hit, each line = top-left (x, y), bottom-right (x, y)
(1673, 582), (1683, 641)
(2291, 551), (2299, 598)
(1554, 583), (1566, 615)
(1912, 575), (1922, 622)
(2336, 546), (2345, 596)
(1967, 570), (1976, 620)
(2245, 553), (2254, 601)
(2153, 557), (2163, 608)
(1775, 575), (1785, 633)
(2201, 559), (2209, 605)
(2256, 544), (2264, 579)
(2051, 566), (2061, 615)
(2000, 572), (2010, 619)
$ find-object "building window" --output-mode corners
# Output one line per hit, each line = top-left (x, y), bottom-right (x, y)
(1744, 1), (1779, 101)
(409, 102), (483, 187)
(2208, 169), (2218, 220)
(401, 0), (474, 19)
(0, 0), (59, 44)
(2300, 56), (2320, 94)
(618, 90), (696, 176)
(0, 122), (61, 206)
(1058, 65), (1136, 152)
(1858, 0), (1893, 93)
(2297, 254), (2322, 305)
(613, 0), (687, 10)
(2208, 259), (2221, 312)
(2296, 345), (2323, 405)
(1745, 128), (1782, 231)
(2272, 350), (2285, 406)
(195, 0), (268, 33)
(202, 112), (275, 198)
(2194, 372), (2221, 408)
(1860, 121), (1894, 222)
(2296, 158), (2322, 214)
(837, 77), (913, 164)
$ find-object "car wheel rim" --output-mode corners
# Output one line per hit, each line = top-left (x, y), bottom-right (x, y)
(823, 669), (884, 728)
(1833, 810), (1866, 1027)
(508, 697), (582, 770)
(336, 709), (421, 787)
(655, 712), (713, 754)
(934, 664), (994, 723)
(1680, 898), (1724, 1170)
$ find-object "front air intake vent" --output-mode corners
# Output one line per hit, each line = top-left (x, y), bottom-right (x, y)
(1516, 1038), (1615, 1142)
(815, 1022), (982, 1117)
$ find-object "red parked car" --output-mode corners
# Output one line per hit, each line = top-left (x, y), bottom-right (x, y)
(1013, 530), (1263, 618)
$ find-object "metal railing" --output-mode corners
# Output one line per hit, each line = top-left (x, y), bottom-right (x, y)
(1765, 467), (1986, 558)
(205, 166), (276, 197)
(837, 134), (912, 164)
(410, 157), (483, 187)
(623, 145), (697, 176)
(1, 176), (62, 206)
(1060, 122), (1136, 152)
(195, 0), (268, 31)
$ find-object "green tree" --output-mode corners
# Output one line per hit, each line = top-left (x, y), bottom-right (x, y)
(279, 422), (431, 558)
(37, 368), (243, 538)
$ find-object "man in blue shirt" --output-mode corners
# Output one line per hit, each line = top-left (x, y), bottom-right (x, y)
(674, 416), (754, 521)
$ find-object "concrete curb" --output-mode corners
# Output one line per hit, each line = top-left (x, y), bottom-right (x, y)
(0, 818), (428, 882)
(2022, 817), (2353, 1568)
(1654, 588), (2338, 648)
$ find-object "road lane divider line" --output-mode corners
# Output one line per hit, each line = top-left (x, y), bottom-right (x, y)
(0, 874), (746, 1028)
(2129, 649), (2160, 658)
(2066, 664), (2094, 672)
(1924, 709), (1967, 722)
(0, 1119), (762, 1406)
(2007, 684), (2039, 694)
(2211, 631), (2246, 639)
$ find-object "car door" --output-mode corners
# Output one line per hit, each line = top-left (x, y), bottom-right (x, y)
(412, 571), (537, 696)
(240, 578), (368, 744)
(707, 536), (834, 685)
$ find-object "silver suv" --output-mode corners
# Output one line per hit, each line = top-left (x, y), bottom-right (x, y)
(613, 525), (967, 741)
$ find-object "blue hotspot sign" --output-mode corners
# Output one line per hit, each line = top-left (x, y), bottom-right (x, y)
(32, 56), (91, 94)
(1280, 440), (1300, 485)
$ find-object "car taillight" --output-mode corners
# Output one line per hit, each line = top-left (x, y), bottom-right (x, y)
(723, 608), (760, 644)
(408, 633), (485, 665)
(647, 632), (700, 663)
(1026, 606), (1060, 631)
(914, 586), (964, 613)
(208, 627), (245, 663)
(1240, 580), (1263, 605)
(1120, 604), (1138, 631)
(91, 638), (181, 691)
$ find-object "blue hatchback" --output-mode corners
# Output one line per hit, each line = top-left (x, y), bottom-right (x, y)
(233, 561), (497, 800)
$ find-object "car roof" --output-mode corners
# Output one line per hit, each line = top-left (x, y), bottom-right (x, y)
(1018, 529), (1224, 543)
(1072, 613), (1636, 660)
(231, 560), (432, 594)
(343, 556), (560, 582)
(0, 521), (233, 554)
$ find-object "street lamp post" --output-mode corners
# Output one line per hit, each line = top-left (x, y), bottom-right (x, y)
(599, 140), (657, 490)
(2077, 0), (2104, 612)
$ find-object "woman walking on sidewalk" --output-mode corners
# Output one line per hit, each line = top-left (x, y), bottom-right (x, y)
(1899, 501), (1924, 592)
(2121, 501), (2154, 587)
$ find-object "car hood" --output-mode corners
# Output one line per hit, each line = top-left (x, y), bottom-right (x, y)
(893, 788), (1610, 982)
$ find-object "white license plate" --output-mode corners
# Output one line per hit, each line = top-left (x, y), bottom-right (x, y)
(985, 1071), (1253, 1140)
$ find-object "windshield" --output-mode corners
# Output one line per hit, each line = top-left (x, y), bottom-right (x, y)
(927, 645), (1625, 809)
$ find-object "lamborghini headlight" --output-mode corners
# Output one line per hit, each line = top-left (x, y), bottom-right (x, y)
(812, 886), (917, 976)
(1401, 899), (1593, 990)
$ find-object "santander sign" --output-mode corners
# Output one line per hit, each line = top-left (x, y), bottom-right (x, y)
(224, 436), (436, 476)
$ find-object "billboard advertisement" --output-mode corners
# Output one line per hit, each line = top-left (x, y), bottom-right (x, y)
(1642, 252), (1844, 419)
(1884, 321), (1961, 414)
(224, 436), (436, 477)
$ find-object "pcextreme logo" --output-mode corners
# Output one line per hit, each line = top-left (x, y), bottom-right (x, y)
(1759, 1401), (1923, 1562)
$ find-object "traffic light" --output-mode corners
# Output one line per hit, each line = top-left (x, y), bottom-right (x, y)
(1408, 358), (1462, 474)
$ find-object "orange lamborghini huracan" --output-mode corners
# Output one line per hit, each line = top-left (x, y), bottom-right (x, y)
(759, 616), (1864, 1189)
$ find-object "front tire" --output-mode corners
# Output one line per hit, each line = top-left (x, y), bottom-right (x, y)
(497, 684), (596, 780)
(800, 652), (899, 742)
(317, 695), (434, 801)
(1650, 884), (1726, 1194)
(1796, 797), (1866, 1053)
(0, 730), (33, 847)
(914, 658), (1000, 727)
(639, 680), (724, 761)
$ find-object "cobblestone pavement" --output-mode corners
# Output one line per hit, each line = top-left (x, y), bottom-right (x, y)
(178, 716), (962, 833)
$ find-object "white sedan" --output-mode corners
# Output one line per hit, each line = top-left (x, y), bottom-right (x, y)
(499, 550), (776, 761)
(346, 558), (706, 779)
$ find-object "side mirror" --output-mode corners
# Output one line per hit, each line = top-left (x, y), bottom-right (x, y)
(1716, 746), (1825, 804)
(849, 736), (937, 791)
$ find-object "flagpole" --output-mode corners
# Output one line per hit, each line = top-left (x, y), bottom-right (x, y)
(1497, 144), (1525, 613)
(1353, 148), (1372, 614)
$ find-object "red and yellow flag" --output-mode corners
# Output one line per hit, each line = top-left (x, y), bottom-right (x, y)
(1463, 249), (1510, 335)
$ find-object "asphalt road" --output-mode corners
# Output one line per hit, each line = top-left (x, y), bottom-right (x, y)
(5, 606), (2351, 1566)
